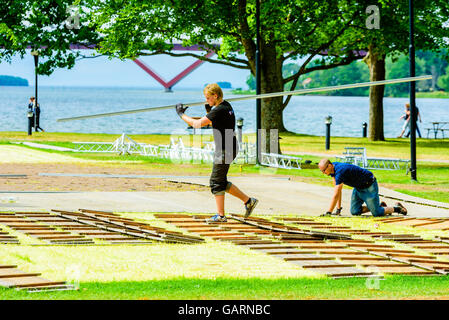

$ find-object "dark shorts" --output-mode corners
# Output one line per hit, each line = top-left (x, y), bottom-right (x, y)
(210, 163), (232, 195)
(209, 151), (237, 195)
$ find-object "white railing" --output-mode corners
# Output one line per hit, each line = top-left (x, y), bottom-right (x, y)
(260, 153), (302, 170)
(73, 134), (302, 169)
(336, 147), (410, 172)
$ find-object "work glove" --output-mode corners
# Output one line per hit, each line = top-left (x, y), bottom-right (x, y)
(205, 104), (212, 113)
(175, 103), (188, 117)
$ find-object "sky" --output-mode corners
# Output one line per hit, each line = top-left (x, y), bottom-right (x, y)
(0, 51), (251, 89)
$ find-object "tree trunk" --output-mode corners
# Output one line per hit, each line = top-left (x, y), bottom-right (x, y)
(260, 45), (285, 153)
(363, 45), (386, 141)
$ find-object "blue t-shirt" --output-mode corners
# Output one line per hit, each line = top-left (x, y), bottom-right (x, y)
(331, 162), (374, 189)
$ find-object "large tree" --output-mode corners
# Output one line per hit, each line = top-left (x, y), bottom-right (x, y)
(0, 0), (99, 75)
(88, 0), (367, 151)
(346, 0), (449, 140)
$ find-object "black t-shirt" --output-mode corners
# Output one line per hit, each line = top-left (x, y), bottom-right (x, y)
(206, 100), (238, 162)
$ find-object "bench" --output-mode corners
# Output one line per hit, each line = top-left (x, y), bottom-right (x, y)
(426, 128), (449, 139)
(335, 147), (367, 167)
(335, 147), (410, 172)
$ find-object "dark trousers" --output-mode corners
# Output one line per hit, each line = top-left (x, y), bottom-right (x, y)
(406, 124), (422, 138)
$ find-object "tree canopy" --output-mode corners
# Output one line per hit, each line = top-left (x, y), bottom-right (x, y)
(87, 0), (368, 149)
(0, 0), (99, 75)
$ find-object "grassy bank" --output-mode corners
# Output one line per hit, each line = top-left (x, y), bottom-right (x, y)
(2, 131), (449, 203)
(230, 90), (449, 99)
(2, 276), (449, 300)
(416, 91), (449, 99)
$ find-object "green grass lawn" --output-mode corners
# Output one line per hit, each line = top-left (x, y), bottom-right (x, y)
(0, 213), (449, 299)
(2, 276), (449, 300)
(2, 132), (449, 300)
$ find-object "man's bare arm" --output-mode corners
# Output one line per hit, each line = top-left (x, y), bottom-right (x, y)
(328, 183), (344, 213)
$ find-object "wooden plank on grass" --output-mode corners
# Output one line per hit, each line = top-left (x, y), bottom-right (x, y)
(375, 266), (436, 275)
(290, 260), (355, 268)
(245, 244), (297, 250)
(416, 221), (449, 230)
(232, 240), (278, 245)
(310, 267), (375, 277)
(340, 260), (404, 267)
(277, 254), (331, 261)
(258, 248), (317, 255)
(0, 268), (41, 278)
(0, 276), (66, 288)
(297, 244), (347, 249)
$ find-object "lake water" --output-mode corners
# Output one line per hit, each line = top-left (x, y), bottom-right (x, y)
(0, 86), (448, 137)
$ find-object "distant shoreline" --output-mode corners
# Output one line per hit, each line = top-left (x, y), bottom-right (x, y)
(230, 89), (449, 99)
(0, 75), (28, 86)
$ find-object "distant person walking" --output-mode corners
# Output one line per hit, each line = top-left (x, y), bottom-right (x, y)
(27, 97), (35, 130)
(29, 97), (45, 132)
(397, 103), (411, 138)
(406, 106), (422, 138)
(34, 102), (45, 132)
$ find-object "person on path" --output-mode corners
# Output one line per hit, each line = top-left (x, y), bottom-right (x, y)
(397, 103), (410, 138)
(27, 97), (35, 129)
(318, 158), (407, 217)
(406, 106), (422, 138)
(175, 83), (258, 222)
(34, 102), (45, 132)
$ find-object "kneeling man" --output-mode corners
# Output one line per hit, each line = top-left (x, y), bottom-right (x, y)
(318, 158), (407, 217)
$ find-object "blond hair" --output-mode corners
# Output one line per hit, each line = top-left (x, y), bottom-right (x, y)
(203, 83), (223, 100)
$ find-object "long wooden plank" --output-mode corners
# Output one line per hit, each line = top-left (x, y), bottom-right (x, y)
(0, 268), (41, 278)
(290, 261), (355, 268)
(0, 277), (66, 288)
(375, 266), (435, 275)
(310, 267), (375, 277)
(276, 254), (331, 261)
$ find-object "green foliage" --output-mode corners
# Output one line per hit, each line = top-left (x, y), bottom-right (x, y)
(246, 73), (255, 91)
(384, 55), (424, 97)
(0, 0), (99, 75)
(87, 0), (370, 91)
(437, 66), (449, 91)
(303, 61), (370, 96)
(348, 1), (449, 57)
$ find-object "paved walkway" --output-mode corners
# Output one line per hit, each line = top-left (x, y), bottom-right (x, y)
(1, 176), (448, 218)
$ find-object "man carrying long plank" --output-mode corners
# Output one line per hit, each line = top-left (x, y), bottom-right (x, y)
(175, 83), (258, 222)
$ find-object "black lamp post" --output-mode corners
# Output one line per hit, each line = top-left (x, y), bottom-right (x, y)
(325, 116), (332, 150)
(31, 50), (39, 132)
(409, 0), (417, 181)
(363, 122), (367, 138)
(255, 0), (261, 164)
